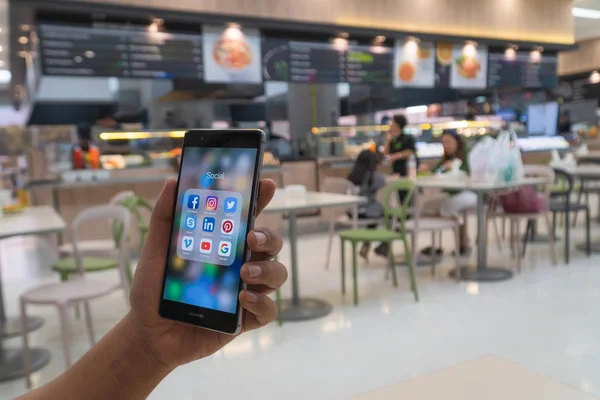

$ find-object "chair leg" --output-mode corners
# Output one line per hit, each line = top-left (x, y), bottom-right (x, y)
(430, 231), (437, 278)
(83, 301), (96, 346)
(388, 241), (398, 288)
(573, 189), (584, 227)
(565, 208), (571, 265)
(501, 216), (506, 239)
(544, 213), (557, 266)
(521, 219), (532, 259)
(552, 211), (557, 239)
(351, 241), (358, 306)
(340, 238), (346, 295)
(324, 221), (335, 270)
(20, 299), (32, 389)
(491, 216), (503, 252)
(586, 208), (592, 257)
(401, 235), (419, 302)
(58, 305), (73, 369)
(514, 219), (522, 273)
(453, 226), (461, 283)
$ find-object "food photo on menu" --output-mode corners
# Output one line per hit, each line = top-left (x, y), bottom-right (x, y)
(393, 39), (435, 88)
(434, 42), (453, 86)
(449, 42), (488, 89)
(202, 24), (263, 83)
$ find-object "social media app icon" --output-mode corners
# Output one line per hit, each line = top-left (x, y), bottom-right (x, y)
(185, 215), (197, 230)
(205, 196), (218, 211)
(221, 219), (235, 235)
(200, 239), (212, 254)
(181, 236), (194, 252)
(202, 217), (215, 232)
(219, 241), (232, 257)
(224, 197), (238, 213)
(187, 194), (200, 210)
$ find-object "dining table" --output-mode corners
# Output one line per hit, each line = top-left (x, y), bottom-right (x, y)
(415, 175), (548, 282)
(0, 206), (66, 382)
(351, 355), (598, 400)
(263, 190), (365, 321)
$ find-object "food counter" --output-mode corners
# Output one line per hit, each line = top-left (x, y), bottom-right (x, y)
(28, 129), (283, 245)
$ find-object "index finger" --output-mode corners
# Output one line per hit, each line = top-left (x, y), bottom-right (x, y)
(255, 178), (276, 216)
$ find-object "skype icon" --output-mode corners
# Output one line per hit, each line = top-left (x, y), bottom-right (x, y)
(184, 215), (197, 231)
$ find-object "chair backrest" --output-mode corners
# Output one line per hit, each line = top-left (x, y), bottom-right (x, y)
(380, 179), (416, 231)
(552, 167), (575, 197)
(320, 177), (356, 221)
(523, 164), (555, 199)
(71, 205), (132, 294)
(110, 191), (135, 205)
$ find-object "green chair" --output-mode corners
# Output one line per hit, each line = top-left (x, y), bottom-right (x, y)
(53, 193), (152, 286)
(339, 180), (419, 306)
(52, 211), (129, 283)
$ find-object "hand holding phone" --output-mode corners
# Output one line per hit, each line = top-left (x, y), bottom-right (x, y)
(127, 176), (287, 370)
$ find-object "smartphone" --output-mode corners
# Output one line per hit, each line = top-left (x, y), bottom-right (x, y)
(159, 129), (265, 334)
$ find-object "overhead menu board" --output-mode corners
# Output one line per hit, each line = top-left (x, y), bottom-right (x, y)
(393, 40), (435, 87)
(487, 51), (558, 88)
(202, 25), (262, 83)
(263, 39), (393, 84)
(39, 24), (203, 79)
(288, 41), (346, 83)
(346, 45), (393, 84)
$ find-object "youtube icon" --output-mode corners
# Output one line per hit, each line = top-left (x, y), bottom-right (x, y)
(200, 239), (212, 254)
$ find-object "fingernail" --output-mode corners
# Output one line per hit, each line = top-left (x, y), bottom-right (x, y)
(253, 231), (267, 246)
(244, 291), (258, 303)
(246, 265), (262, 278)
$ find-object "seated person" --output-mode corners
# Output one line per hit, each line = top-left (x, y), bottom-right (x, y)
(419, 130), (477, 255)
(347, 149), (387, 260)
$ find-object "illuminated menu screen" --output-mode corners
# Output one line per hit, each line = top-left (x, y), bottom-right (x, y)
(346, 45), (393, 84)
(39, 24), (203, 79)
(288, 41), (346, 83)
(488, 51), (558, 88)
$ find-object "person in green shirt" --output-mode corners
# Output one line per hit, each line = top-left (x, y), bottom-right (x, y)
(419, 130), (477, 255)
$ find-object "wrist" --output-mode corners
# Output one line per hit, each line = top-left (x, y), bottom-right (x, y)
(105, 313), (174, 391)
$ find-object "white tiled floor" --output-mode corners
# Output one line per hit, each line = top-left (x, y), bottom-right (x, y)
(1, 217), (600, 399)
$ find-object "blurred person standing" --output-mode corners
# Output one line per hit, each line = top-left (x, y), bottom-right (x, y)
(384, 114), (416, 204)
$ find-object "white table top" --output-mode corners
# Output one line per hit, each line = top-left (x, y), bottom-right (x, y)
(554, 164), (600, 178)
(0, 206), (66, 240)
(351, 356), (598, 400)
(264, 190), (366, 213)
(416, 176), (547, 192)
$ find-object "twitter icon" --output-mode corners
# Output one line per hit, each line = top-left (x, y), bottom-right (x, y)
(224, 197), (238, 213)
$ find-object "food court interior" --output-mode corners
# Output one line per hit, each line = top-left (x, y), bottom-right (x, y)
(2, 0), (600, 398)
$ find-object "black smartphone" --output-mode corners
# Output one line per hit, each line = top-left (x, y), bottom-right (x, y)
(159, 129), (265, 334)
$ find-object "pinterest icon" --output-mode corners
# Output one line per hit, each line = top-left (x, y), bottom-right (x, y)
(221, 219), (235, 235)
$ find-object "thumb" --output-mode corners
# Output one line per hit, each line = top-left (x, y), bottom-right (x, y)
(138, 178), (177, 267)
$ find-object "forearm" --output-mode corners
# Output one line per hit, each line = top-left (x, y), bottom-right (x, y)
(19, 313), (172, 400)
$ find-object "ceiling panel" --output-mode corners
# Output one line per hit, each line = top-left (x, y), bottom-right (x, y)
(574, 0), (600, 41)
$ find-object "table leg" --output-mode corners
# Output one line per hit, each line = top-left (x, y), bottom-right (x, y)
(51, 187), (64, 244)
(0, 244), (50, 381)
(279, 211), (332, 321)
(450, 191), (513, 282)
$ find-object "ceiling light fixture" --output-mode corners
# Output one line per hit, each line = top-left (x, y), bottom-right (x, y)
(572, 7), (600, 19)
(504, 44), (518, 61)
(530, 46), (543, 63)
(0, 70), (11, 84)
(590, 71), (600, 84)
(332, 32), (349, 51)
(20, 24), (31, 32)
(19, 36), (29, 45)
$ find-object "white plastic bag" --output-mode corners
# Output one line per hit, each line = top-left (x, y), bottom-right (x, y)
(468, 136), (496, 181)
(493, 130), (524, 183)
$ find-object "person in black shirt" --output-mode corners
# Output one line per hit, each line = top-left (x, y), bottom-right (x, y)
(384, 115), (416, 176)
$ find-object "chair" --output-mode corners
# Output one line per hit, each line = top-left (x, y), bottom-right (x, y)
(339, 180), (419, 306)
(549, 168), (591, 264)
(499, 165), (557, 272)
(321, 177), (381, 269)
(20, 205), (131, 387)
(55, 192), (151, 285)
(254, 212), (284, 326)
(572, 158), (600, 227)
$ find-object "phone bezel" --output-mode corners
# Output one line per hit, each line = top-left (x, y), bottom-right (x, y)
(159, 129), (265, 334)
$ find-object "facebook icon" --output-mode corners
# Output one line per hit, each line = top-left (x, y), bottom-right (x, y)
(187, 194), (200, 210)
(202, 217), (216, 232)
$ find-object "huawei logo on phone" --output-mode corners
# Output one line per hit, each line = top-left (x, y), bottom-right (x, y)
(189, 312), (205, 319)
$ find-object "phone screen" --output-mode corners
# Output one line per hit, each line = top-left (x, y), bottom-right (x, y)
(163, 146), (258, 314)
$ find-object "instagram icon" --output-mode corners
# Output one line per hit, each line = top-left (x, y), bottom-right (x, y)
(205, 196), (218, 211)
